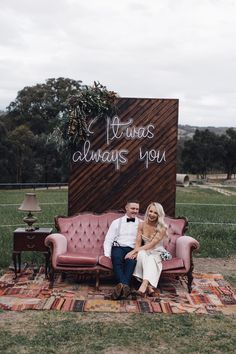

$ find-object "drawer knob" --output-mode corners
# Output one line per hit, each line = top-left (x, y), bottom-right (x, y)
(27, 235), (36, 240)
(26, 244), (35, 249)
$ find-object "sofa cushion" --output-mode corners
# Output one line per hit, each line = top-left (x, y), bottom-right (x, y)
(162, 257), (184, 271)
(57, 252), (98, 267)
(98, 255), (184, 272)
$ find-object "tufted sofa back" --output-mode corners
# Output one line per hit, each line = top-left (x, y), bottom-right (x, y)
(55, 212), (123, 255)
(55, 213), (188, 257)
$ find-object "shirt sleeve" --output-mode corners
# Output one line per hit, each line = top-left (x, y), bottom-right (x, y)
(103, 218), (119, 257)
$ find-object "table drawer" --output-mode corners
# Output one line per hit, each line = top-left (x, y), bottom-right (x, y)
(13, 233), (49, 252)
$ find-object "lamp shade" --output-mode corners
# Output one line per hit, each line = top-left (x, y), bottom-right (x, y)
(18, 193), (41, 212)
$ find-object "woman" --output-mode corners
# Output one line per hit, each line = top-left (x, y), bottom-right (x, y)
(125, 202), (168, 296)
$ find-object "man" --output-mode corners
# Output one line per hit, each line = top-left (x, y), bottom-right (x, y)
(103, 200), (140, 299)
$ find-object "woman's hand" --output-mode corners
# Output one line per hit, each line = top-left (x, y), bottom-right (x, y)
(125, 250), (137, 260)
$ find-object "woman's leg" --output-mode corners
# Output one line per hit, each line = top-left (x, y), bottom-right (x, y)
(142, 256), (162, 288)
(138, 279), (149, 293)
(133, 250), (145, 281)
(133, 250), (149, 293)
(134, 250), (162, 289)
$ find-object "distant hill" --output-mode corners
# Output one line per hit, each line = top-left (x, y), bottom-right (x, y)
(178, 124), (231, 140)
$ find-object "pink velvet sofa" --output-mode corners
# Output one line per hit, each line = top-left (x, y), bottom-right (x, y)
(45, 212), (199, 292)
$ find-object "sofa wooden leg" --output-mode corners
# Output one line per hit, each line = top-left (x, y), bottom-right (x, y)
(187, 257), (194, 293)
(61, 272), (66, 281)
(187, 271), (193, 293)
(48, 246), (54, 288)
(95, 270), (100, 290)
(49, 269), (55, 289)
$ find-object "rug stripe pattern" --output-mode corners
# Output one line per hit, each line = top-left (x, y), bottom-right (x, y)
(0, 269), (236, 315)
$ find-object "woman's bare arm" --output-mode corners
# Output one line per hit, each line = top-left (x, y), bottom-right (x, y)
(137, 228), (167, 252)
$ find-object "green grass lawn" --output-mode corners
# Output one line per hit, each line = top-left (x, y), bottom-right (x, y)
(176, 186), (236, 257)
(0, 312), (235, 354)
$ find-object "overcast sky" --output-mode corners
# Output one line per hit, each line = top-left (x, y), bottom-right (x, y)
(1, 0), (236, 127)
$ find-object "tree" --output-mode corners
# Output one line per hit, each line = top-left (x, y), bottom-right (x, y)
(181, 129), (221, 178)
(176, 138), (185, 173)
(7, 77), (82, 135)
(33, 134), (69, 183)
(220, 128), (236, 179)
(8, 125), (35, 182)
(3, 77), (83, 182)
(0, 119), (13, 182)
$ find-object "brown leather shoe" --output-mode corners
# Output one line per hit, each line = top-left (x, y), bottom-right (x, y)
(122, 284), (131, 298)
(111, 283), (123, 300)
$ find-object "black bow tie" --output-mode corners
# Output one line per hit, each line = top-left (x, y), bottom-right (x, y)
(127, 218), (135, 223)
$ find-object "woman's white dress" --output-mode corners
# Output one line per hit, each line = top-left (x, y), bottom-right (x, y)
(133, 234), (166, 288)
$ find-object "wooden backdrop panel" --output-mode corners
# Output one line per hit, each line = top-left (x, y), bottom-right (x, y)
(68, 98), (178, 216)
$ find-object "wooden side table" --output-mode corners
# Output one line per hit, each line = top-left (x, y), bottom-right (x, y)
(12, 227), (53, 279)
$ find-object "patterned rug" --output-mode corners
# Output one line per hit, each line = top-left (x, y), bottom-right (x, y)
(0, 268), (236, 315)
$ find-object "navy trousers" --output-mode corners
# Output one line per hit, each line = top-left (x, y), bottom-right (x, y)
(111, 246), (137, 285)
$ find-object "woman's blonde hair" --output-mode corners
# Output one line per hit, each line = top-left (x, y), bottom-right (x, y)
(144, 202), (168, 235)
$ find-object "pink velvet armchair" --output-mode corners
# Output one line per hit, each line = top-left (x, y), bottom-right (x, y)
(45, 212), (199, 292)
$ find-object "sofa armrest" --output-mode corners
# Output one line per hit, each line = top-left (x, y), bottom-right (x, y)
(45, 233), (68, 268)
(175, 236), (200, 272)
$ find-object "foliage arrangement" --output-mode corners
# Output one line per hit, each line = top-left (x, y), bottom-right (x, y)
(50, 81), (117, 150)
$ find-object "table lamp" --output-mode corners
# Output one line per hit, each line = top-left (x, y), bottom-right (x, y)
(18, 193), (41, 231)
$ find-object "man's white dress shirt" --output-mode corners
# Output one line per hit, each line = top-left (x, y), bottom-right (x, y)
(103, 215), (141, 257)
